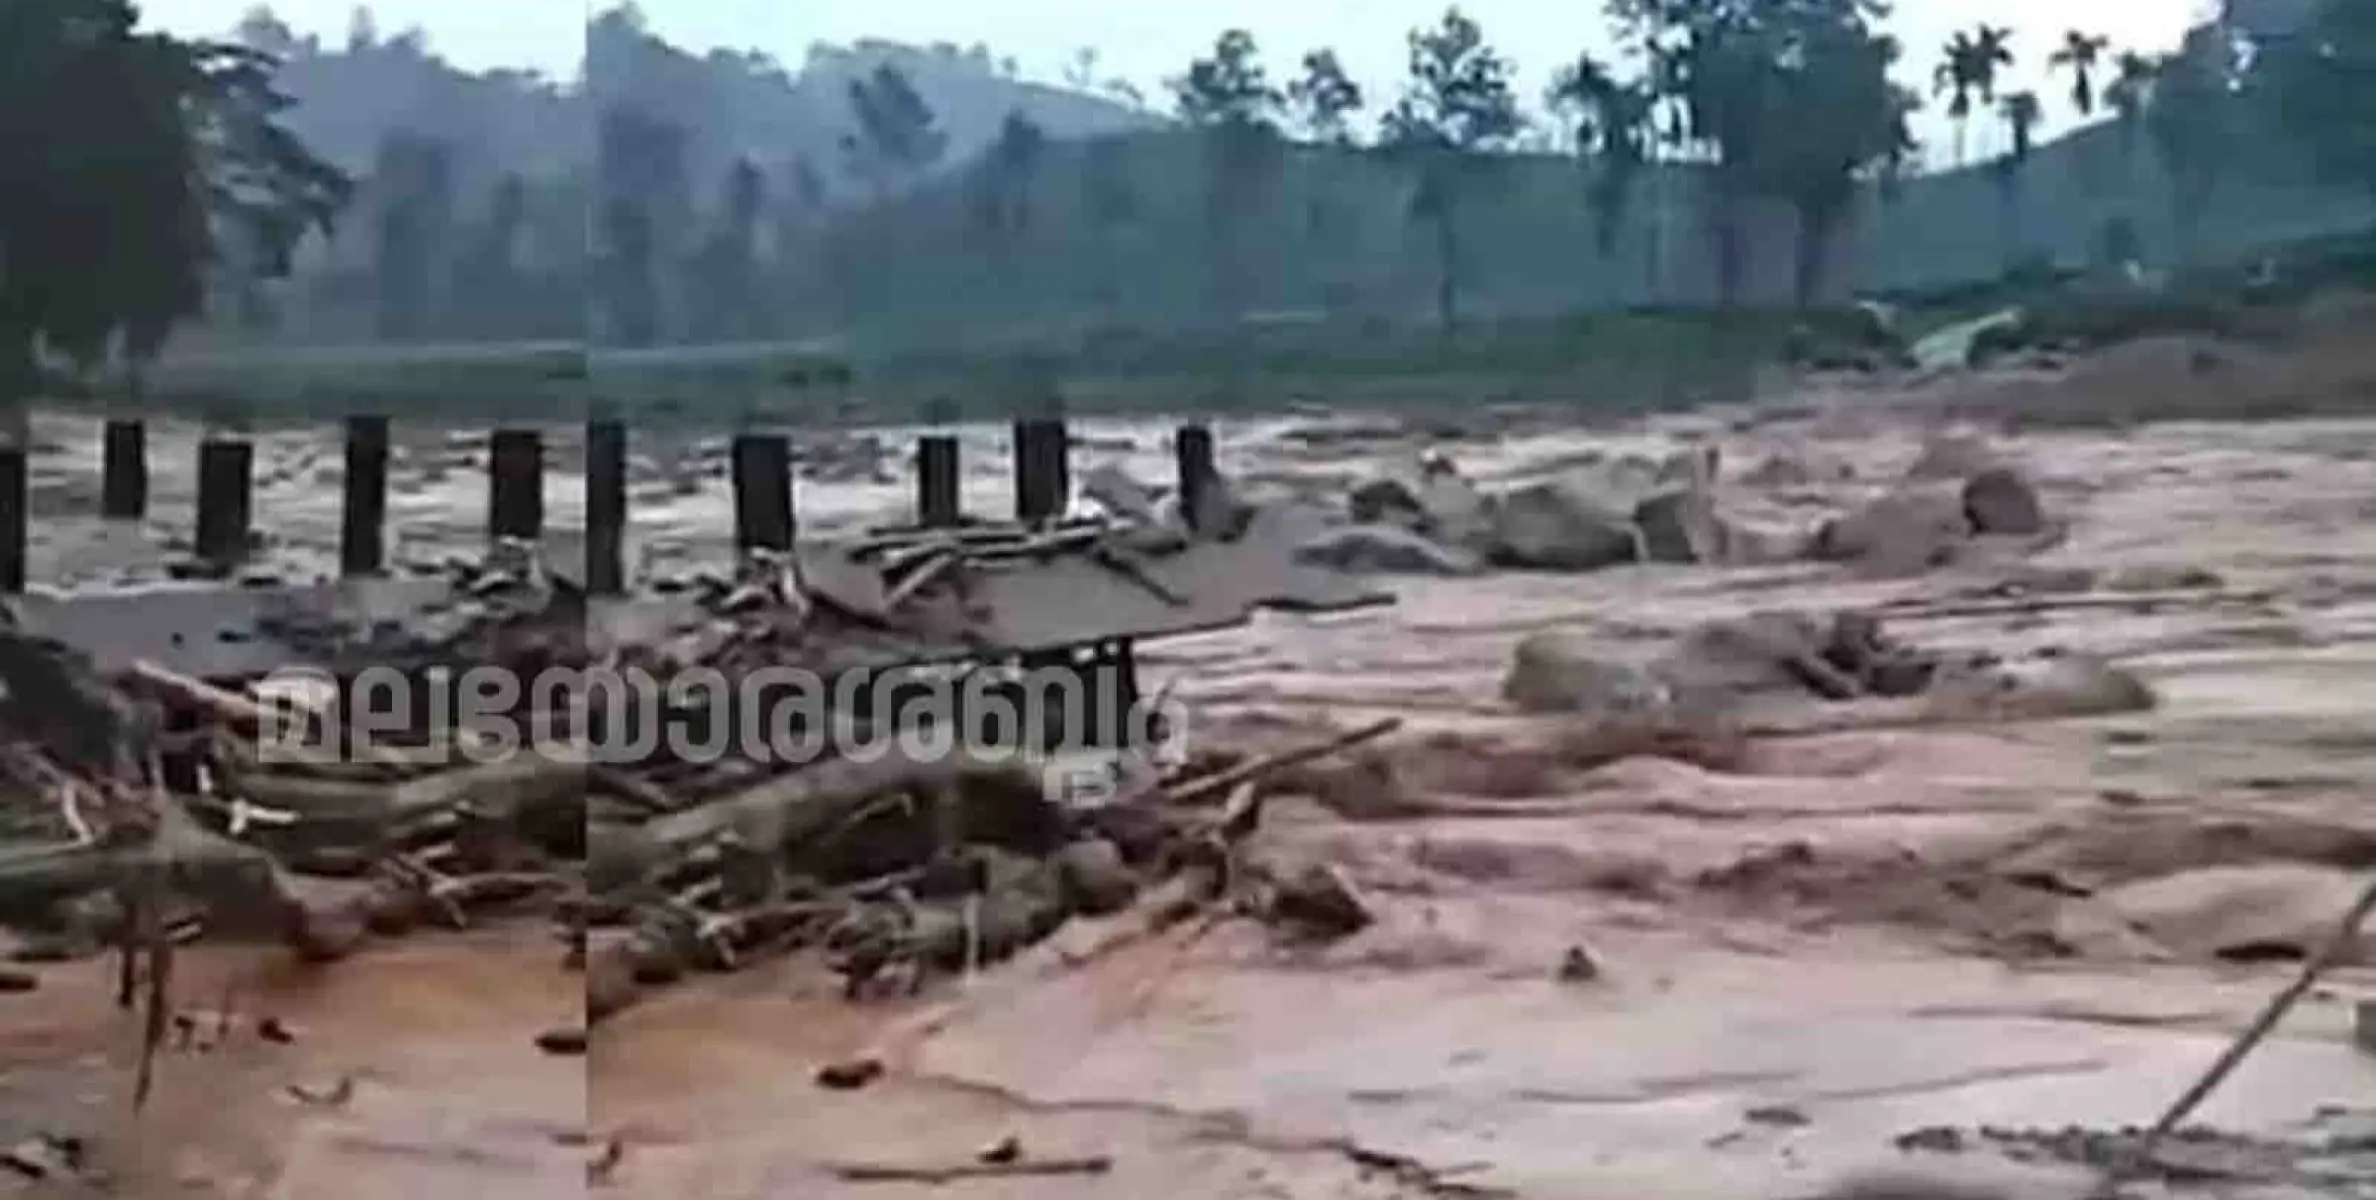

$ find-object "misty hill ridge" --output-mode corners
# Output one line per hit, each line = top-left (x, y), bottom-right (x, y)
(217, 5), (2376, 345)
(238, 6), (1159, 193)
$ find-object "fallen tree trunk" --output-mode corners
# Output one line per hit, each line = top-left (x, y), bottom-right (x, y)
(586, 747), (1049, 892)
(822, 1156), (1113, 1183)
(0, 808), (350, 951)
(211, 745), (589, 844)
(1157, 718), (1403, 808)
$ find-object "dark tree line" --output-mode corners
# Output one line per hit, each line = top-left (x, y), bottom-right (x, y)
(7, 0), (2373, 380)
(1, 0), (347, 392)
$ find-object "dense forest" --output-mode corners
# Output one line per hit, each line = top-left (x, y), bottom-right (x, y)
(8, 0), (2375, 380)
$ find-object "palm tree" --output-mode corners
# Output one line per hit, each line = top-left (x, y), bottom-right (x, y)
(1933, 33), (1979, 162)
(2049, 30), (2110, 117)
(1547, 53), (1652, 264)
(1994, 90), (2044, 265)
(2104, 50), (2156, 164)
(2000, 91), (2043, 164)
(1935, 25), (2014, 164)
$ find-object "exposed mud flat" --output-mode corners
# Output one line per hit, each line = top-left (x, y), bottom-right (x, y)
(7, 396), (2376, 1197)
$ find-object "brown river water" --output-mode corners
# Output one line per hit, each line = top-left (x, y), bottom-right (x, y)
(3, 393), (2375, 1198)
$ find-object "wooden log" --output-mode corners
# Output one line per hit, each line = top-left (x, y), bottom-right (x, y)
(823, 1156), (1112, 1183)
(341, 415), (389, 575)
(212, 744), (588, 825)
(101, 419), (147, 520)
(584, 418), (627, 595)
(1158, 717), (1402, 808)
(0, 807), (290, 935)
(487, 428), (544, 542)
(2116, 870), (2376, 1184)
(584, 748), (1048, 892)
(194, 437), (253, 568)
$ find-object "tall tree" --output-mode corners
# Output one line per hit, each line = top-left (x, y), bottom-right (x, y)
(841, 62), (947, 199)
(1080, 136), (1140, 324)
(839, 63), (946, 325)
(1379, 7), (1523, 330)
(369, 131), (455, 339)
(2105, 50), (2157, 163)
(2049, 30), (2110, 116)
(1285, 49), (1365, 311)
(1617, 0), (1916, 307)
(594, 103), (688, 346)
(455, 172), (529, 336)
(1171, 29), (1286, 332)
(0, 0), (349, 390)
(686, 157), (765, 341)
(1992, 90), (2044, 266)
(767, 155), (830, 331)
(967, 110), (1046, 273)
(1935, 25), (2013, 163)
(2146, 30), (2241, 263)
(2264, 0), (2376, 202)
(1547, 52), (1653, 261)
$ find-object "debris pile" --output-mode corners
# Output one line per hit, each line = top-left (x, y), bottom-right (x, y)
(3, 478), (1395, 1043)
(581, 713), (1401, 1022)
(1500, 606), (2137, 724)
(1304, 433), (2058, 579)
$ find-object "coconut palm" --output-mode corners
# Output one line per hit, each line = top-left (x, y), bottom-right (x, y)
(2104, 50), (2157, 163)
(1547, 52), (1652, 260)
(1935, 25), (2014, 163)
(1999, 91), (2043, 163)
(2049, 30), (2110, 117)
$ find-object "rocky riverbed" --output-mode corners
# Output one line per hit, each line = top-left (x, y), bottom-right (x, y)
(4, 377), (2375, 1198)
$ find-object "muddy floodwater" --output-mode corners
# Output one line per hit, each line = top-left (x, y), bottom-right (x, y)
(4, 398), (2375, 1198)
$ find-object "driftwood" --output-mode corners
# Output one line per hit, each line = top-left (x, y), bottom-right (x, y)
(1878, 588), (2277, 622)
(847, 521), (1104, 560)
(881, 551), (958, 611)
(821, 1156), (1113, 1183)
(212, 745), (588, 824)
(2100, 870), (2376, 1196)
(586, 748), (1048, 891)
(1158, 718), (1403, 808)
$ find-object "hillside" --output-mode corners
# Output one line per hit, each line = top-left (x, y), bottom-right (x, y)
(582, 11), (1161, 206)
(228, 5), (1157, 190)
(768, 117), (2376, 347)
(191, 6), (2375, 354)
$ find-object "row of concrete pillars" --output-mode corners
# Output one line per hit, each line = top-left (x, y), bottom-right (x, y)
(0, 416), (1221, 594)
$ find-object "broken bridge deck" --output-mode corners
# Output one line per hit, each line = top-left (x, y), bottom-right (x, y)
(7, 513), (1385, 686)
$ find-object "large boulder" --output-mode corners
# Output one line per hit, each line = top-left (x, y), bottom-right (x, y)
(1904, 433), (2001, 481)
(1501, 631), (1671, 715)
(1811, 487), (1972, 576)
(1294, 524), (1482, 576)
(1741, 449), (1854, 488)
(1632, 489), (1805, 567)
(1633, 489), (1725, 564)
(1078, 462), (1163, 524)
(1347, 475), (1427, 527)
(1487, 477), (1639, 570)
(1652, 611), (1860, 704)
(1347, 458), (1494, 551)
(1960, 466), (2045, 536)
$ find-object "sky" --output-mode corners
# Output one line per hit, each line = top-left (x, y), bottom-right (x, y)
(142, 0), (2215, 159)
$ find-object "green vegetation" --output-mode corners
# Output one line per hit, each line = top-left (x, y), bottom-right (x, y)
(0, 0), (348, 397)
(12, 0), (2376, 429)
